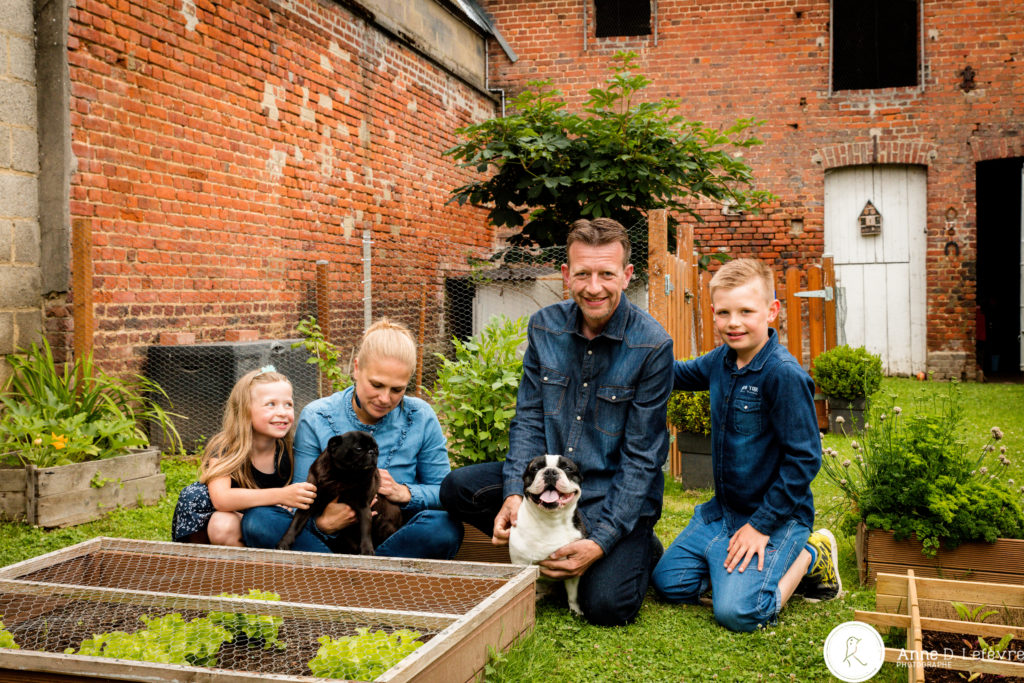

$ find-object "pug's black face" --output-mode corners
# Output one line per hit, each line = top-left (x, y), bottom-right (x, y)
(324, 431), (378, 474)
(522, 454), (582, 511)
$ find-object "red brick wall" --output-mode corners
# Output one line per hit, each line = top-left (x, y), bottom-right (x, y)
(58, 0), (498, 372)
(482, 0), (1024, 378)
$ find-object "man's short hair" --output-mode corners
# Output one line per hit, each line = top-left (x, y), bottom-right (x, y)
(709, 258), (775, 302)
(567, 218), (631, 267)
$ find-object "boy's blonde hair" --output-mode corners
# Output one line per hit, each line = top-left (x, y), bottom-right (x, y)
(200, 368), (294, 488)
(357, 318), (417, 374)
(709, 258), (775, 303)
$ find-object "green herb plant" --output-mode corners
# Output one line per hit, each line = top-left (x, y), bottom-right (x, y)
(0, 617), (18, 649)
(66, 613), (231, 666)
(429, 315), (526, 467)
(208, 589), (286, 650)
(951, 602), (999, 624)
(0, 339), (182, 467)
(292, 316), (352, 396)
(307, 627), (424, 680)
(821, 383), (1024, 555)
(811, 344), (884, 402)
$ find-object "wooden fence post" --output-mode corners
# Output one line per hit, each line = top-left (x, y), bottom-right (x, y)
(648, 210), (668, 329)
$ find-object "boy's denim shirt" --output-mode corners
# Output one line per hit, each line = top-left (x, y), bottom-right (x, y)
(674, 328), (821, 534)
(291, 386), (450, 512)
(504, 296), (674, 554)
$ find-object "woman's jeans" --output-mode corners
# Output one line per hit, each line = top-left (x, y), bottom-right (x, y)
(241, 505), (463, 560)
(651, 501), (810, 632)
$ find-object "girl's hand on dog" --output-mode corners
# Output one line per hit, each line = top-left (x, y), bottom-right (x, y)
(377, 469), (411, 504)
(277, 482), (317, 510)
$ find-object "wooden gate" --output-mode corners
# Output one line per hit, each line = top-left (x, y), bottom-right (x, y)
(647, 210), (837, 481)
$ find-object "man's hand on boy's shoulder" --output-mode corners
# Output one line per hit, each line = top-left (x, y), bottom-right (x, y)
(724, 523), (770, 573)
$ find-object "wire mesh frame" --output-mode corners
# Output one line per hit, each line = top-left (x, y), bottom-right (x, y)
(0, 537), (538, 682)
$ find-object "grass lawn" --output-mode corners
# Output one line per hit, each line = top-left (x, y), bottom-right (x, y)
(1, 378), (1022, 682)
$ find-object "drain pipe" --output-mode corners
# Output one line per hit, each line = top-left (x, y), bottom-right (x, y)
(362, 228), (372, 328)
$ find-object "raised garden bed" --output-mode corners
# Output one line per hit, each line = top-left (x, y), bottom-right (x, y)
(856, 522), (1024, 587)
(855, 570), (1024, 682)
(0, 537), (537, 682)
(0, 448), (164, 527)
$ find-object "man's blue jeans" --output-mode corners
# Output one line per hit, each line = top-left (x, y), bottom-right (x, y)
(241, 506), (463, 560)
(441, 462), (660, 626)
(651, 501), (809, 632)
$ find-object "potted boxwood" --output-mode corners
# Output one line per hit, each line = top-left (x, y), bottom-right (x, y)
(0, 339), (181, 526)
(811, 344), (883, 432)
(821, 382), (1024, 585)
(666, 386), (712, 489)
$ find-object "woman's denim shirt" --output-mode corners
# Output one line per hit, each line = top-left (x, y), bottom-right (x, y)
(674, 328), (821, 534)
(504, 296), (674, 554)
(291, 386), (450, 512)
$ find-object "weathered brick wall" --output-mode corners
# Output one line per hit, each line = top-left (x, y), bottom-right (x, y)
(481, 0), (1024, 379)
(60, 0), (497, 373)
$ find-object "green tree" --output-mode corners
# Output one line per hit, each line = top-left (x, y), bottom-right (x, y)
(446, 51), (772, 251)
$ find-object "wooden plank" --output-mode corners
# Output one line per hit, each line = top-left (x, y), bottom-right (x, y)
(0, 490), (27, 521)
(648, 209), (668, 333)
(806, 265), (825, 363)
(785, 267), (802, 363)
(33, 449), (160, 498)
(857, 609), (1024, 640)
(0, 467), (28, 492)
(0, 538), (103, 580)
(33, 474), (166, 528)
(453, 524), (511, 564)
(864, 528), (1024, 578)
(908, 570), (924, 683)
(699, 271), (715, 353)
(823, 255), (837, 351)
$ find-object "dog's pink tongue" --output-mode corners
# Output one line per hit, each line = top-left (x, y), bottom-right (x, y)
(539, 490), (560, 504)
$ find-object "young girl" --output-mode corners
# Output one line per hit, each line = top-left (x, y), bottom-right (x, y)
(172, 366), (316, 546)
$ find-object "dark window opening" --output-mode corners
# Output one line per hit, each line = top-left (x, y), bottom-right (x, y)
(594, 0), (651, 37)
(832, 0), (918, 91)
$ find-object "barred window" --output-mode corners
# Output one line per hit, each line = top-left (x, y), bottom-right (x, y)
(594, 0), (651, 38)
(832, 0), (919, 91)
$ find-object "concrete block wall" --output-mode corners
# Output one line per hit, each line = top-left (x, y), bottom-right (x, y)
(0, 0), (42, 382)
(480, 0), (1024, 379)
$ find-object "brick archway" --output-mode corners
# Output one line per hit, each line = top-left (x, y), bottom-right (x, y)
(814, 140), (939, 170)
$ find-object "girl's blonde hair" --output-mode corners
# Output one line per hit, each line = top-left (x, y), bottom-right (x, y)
(356, 318), (417, 374)
(199, 368), (294, 488)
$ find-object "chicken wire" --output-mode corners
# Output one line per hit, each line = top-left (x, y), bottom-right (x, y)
(0, 537), (537, 682)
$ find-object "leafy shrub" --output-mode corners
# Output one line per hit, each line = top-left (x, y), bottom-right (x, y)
(821, 383), (1024, 555)
(0, 617), (18, 649)
(292, 316), (352, 396)
(66, 613), (231, 666)
(208, 589), (286, 650)
(1, 339), (181, 467)
(666, 361), (711, 436)
(308, 628), (424, 680)
(429, 316), (527, 467)
(811, 345), (883, 401)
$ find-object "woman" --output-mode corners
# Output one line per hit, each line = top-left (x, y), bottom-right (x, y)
(241, 318), (463, 559)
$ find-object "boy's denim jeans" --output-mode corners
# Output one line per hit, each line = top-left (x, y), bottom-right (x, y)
(651, 502), (809, 632)
(241, 505), (463, 560)
(441, 461), (661, 627)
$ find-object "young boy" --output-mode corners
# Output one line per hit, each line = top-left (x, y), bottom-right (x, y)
(650, 258), (841, 632)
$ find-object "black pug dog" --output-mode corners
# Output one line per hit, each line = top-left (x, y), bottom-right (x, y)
(276, 430), (402, 555)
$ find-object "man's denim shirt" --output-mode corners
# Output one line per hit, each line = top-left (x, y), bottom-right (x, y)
(674, 328), (820, 534)
(503, 296), (674, 554)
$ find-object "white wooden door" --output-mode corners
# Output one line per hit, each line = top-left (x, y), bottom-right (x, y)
(824, 165), (927, 375)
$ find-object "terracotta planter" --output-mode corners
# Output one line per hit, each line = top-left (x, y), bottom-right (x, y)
(855, 522), (1024, 587)
(674, 432), (713, 489)
(0, 447), (164, 527)
(826, 395), (867, 433)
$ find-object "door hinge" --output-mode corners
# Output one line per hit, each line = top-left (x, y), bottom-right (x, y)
(664, 275), (675, 296)
(794, 286), (834, 301)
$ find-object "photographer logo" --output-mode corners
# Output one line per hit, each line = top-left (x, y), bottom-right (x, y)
(823, 621), (885, 682)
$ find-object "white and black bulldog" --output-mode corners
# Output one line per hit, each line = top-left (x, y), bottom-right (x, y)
(509, 454), (585, 614)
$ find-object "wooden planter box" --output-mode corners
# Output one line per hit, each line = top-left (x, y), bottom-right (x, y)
(453, 523), (511, 564)
(667, 428), (713, 489)
(856, 522), (1024, 586)
(0, 537), (537, 683)
(855, 570), (1024, 682)
(0, 448), (164, 527)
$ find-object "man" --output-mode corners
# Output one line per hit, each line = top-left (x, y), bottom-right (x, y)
(440, 217), (674, 626)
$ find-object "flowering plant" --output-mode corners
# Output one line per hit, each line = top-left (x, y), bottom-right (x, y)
(821, 383), (1024, 556)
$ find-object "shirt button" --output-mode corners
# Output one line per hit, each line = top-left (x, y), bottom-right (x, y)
(744, 405), (749, 409)
(543, 376), (548, 381)
(568, 447), (574, 452)
(612, 395), (617, 400)
(576, 415), (581, 420)
(583, 382), (588, 387)
(587, 350), (593, 355)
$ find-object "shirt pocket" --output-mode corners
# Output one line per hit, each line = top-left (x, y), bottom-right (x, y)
(595, 385), (635, 436)
(731, 396), (763, 435)
(539, 367), (569, 416)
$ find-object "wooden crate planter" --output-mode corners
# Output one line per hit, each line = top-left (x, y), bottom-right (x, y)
(0, 448), (164, 527)
(0, 537), (537, 682)
(855, 570), (1024, 682)
(857, 522), (1024, 586)
(453, 523), (511, 564)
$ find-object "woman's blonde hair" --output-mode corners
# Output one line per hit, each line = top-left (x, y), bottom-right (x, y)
(356, 318), (417, 374)
(199, 368), (294, 488)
